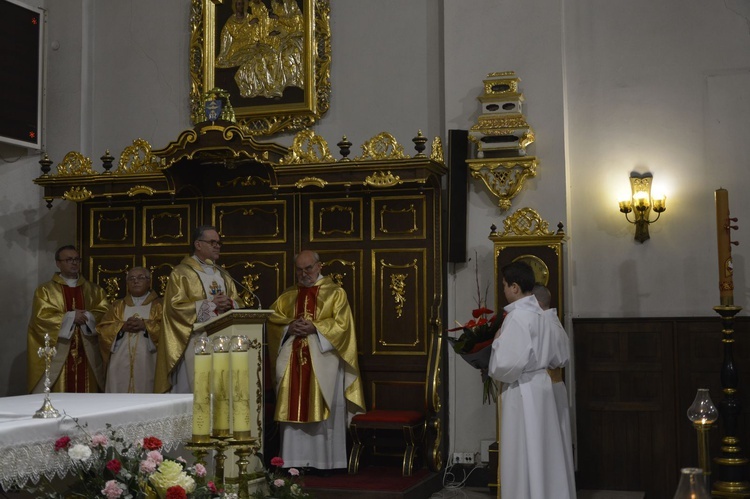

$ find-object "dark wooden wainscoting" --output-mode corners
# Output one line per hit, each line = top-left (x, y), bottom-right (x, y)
(574, 317), (750, 499)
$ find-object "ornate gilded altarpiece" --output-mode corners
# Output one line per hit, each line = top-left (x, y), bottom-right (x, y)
(190, 0), (331, 136)
(33, 123), (448, 473)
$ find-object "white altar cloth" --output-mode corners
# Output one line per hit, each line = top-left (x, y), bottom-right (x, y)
(0, 393), (193, 490)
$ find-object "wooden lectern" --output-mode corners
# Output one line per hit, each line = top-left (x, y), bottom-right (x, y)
(193, 309), (272, 458)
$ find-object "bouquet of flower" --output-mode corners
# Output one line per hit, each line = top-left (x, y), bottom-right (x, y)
(445, 252), (504, 404)
(23, 416), (221, 499)
(250, 457), (312, 499)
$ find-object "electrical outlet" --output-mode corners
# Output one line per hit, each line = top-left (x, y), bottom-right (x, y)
(453, 452), (462, 464)
(463, 452), (474, 464)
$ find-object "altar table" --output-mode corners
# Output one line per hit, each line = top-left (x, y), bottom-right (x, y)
(0, 393), (193, 490)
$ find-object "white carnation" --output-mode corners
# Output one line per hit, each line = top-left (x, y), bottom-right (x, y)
(67, 443), (92, 461)
(148, 460), (196, 497)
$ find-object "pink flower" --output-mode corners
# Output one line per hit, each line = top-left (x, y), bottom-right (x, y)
(106, 459), (122, 474)
(91, 434), (109, 447)
(288, 468), (300, 476)
(194, 463), (207, 477)
(270, 456), (284, 467)
(140, 458), (157, 474)
(147, 450), (164, 464)
(101, 480), (123, 499)
(54, 436), (71, 451)
(273, 478), (286, 487)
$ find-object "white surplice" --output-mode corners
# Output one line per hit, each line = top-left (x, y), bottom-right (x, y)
(488, 295), (576, 499)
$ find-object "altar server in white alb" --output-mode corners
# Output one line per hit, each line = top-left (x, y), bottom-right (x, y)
(489, 262), (576, 499)
(98, 267), (163, 393)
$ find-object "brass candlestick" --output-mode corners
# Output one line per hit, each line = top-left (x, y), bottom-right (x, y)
(711, 305), (750, 497)
(33, 332), (60, 419)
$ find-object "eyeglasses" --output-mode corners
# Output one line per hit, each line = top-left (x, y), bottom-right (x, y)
(198, 239), (222, 248)
(126, 275), (150, 282)
(57, 257), (82, 264)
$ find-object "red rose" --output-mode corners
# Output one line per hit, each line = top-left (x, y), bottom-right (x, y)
(271, 456), (284, 467)
(165, 485), (187, 499)
(142, 436), (163, 450)
(54, 436), (71, 451)
(208, 481), (217, 493)
(106, 459), (122, 474)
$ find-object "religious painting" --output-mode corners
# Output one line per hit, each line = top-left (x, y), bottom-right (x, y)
(189, 0), (331, 136)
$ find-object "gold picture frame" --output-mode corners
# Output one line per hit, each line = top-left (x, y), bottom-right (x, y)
(189, 0), (331, 136)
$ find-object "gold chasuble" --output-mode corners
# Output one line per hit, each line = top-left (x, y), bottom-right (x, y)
(154, 256), (244, 393)
(269, 276), (365, 423)
(27, 274), (109, 393)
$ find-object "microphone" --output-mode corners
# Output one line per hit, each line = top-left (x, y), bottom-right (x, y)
(203, 258), (263, 309)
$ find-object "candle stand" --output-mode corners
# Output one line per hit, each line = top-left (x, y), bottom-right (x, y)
(188, 435), (262, 498)
(711, 305), (750, 497)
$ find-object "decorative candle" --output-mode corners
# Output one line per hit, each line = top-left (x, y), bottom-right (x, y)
(715, 188), (734, 306)
(212, 335), (231, 436)
(230, 335), (252, 439)
(192, 337), (212, 442)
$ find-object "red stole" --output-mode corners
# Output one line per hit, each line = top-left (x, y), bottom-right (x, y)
(62, 285), (89, 393)
(287, 285), (319, 422)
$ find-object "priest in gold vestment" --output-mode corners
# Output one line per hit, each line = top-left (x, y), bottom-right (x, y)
(268, 250), (365, 470)
(154, 226), (243, 393)
(27, 245), (109, 393)
(98, 267), (163, 393)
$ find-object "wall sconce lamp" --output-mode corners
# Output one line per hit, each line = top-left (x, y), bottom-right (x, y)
(618, 172), (666, 243)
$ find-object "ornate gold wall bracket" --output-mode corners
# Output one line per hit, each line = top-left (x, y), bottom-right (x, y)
(467, 157), (537, 212)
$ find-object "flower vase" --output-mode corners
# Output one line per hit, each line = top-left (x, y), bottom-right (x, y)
(672, 467), (710, 499)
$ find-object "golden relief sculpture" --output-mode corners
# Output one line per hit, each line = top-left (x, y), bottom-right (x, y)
(63, 187), (93, 203)
(216, 0), (304, 99)
(240, 273), (260, 307)
(103, 276), (121, 303)
(467, 158), (537, 212)
(365, 171), (402, 189)
(431, 137), (444, 163)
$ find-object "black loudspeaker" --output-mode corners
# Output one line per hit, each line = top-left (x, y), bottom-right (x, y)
(447, 129), (469, 263)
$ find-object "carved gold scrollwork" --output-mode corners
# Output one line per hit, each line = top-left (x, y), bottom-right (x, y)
(390, 273), (408, 318)
(364, 171), (401, 188)
(97, 213), (128, 242)
(282, 130), (335, 164)
(149, 263), (175, 297)
(380, 204), (417, 234)
(467, 158), (537, 212)
(295, 176), (328, 189)
(157, 275), (170, 297)
(240, 273), (260, 308)
(55, 151), (97, 176)
(356, 132), (407, 161)
(318, 205), (354, 235)
(127, 185), (157, 197)
(97, 265), (130, 303)
(216, 176), (271, 188)
(500, 207), (554, 237)
(63, 187), (93, 202)
(150, 212), (185, 240)
(115, 139), (162, 174)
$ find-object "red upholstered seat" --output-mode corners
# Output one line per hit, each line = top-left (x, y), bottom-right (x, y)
(348, 409), (427, 476)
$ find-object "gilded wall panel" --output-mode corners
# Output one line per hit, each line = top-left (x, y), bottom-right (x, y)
(309, 198), (363, 242)
(218, 251), (288, 310)
(371, 195), (426, 241)
(89, 207), (135, 248)
(212, 200), (287, 244)
(371, 249), (427, 355)
(142, 205), (192, 247)
(88, 255), (136, 302)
